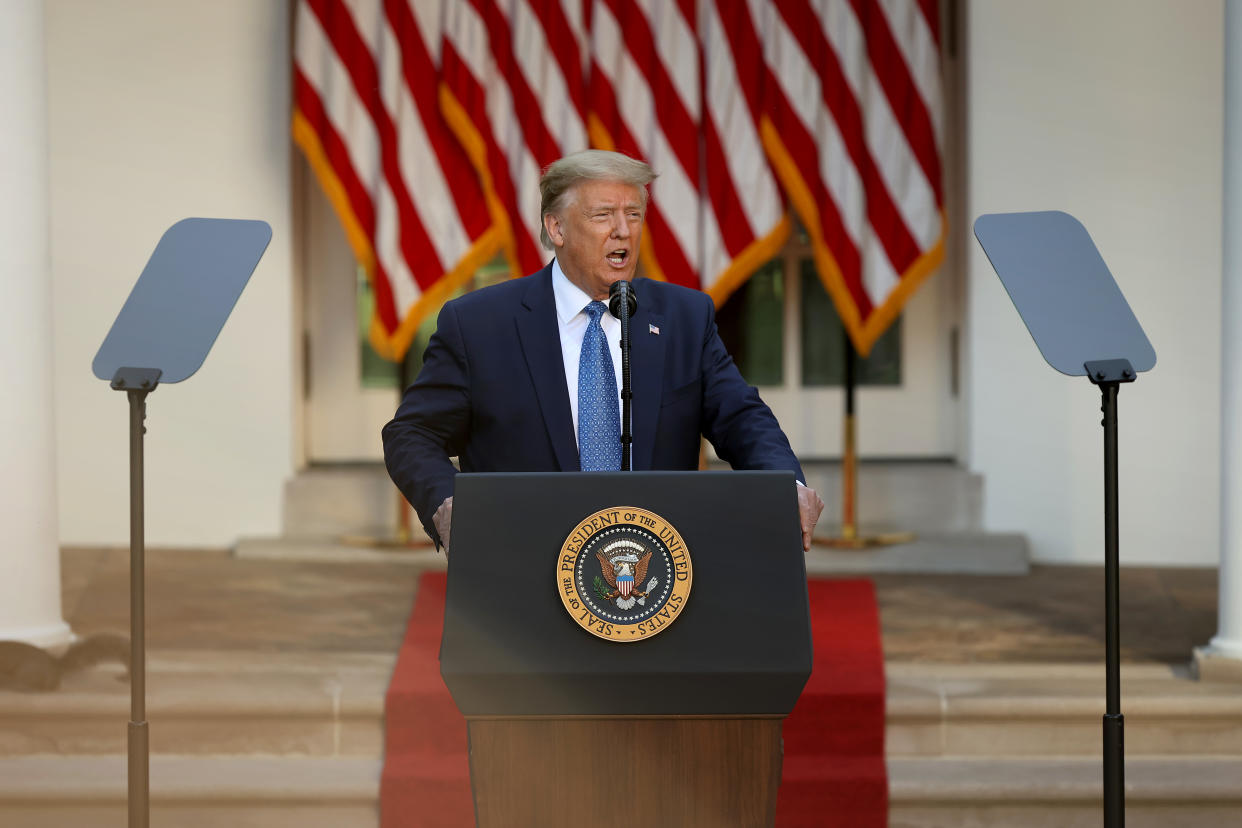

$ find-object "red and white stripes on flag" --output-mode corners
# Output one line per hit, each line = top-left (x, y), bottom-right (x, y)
(748, 0), (946, 353)
(293, 0), (944, 360)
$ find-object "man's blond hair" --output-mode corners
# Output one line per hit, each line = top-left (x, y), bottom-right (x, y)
(539, 150), (657, 249)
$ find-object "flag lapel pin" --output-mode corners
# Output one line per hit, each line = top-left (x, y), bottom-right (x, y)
(649, 323), (660, 335)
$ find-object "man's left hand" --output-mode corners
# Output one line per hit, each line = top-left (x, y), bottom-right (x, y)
(797, 484), (825, 552)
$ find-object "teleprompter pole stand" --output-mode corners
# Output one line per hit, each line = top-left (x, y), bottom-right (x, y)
(92, 217), (272, 828)
(111, 366), (162, 828)
(1087, 357), (1135, 828)
(974, 210), (1157, 828)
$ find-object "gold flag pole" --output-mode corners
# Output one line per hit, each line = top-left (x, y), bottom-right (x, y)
(842, 403), (857, 541)
(816, 329), (913, 549)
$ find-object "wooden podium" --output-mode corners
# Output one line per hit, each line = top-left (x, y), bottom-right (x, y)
(441, 471), (813, 828)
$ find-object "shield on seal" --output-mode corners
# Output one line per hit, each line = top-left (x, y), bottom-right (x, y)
(618, 570), (634, 596)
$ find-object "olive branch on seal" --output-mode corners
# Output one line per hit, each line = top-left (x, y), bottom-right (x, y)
(592, 576), (611, 601)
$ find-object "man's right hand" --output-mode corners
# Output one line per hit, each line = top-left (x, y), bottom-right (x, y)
(433, 496), (453, 555)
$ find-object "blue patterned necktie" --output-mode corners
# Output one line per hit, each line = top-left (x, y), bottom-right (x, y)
(578, 301), (621, 471)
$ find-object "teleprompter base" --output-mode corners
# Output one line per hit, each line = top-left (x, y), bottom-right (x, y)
(467, 716), (783, 828)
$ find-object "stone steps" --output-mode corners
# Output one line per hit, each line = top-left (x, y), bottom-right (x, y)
(882, 663), (1242, 827)
(0, 755), (380, 828)
(2, 755), (1239, 827)
(886, 663), (1242, 757)
(888, 756), (1242, 828)
(0, 650), (393, 824)
(805, 530), (1029, 575)
(2, 658), (1240, 825)
(9, 662), (1236, 760)
(0, 650), (392, 757)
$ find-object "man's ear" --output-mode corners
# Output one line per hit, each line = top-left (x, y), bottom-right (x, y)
(543, 212), (565, 248)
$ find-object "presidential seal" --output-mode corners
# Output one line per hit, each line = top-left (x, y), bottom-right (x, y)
(556, 507), (693, 643)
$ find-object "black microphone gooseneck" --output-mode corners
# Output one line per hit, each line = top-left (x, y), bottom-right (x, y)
(608, 280), (637, 471)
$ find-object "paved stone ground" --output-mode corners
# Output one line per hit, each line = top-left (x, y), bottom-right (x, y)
(61, 548), (416, 655)
(873, 567), (1217, 664)
(59, 548), (1218, 665)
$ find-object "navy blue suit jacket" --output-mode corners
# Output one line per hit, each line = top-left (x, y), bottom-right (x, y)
(382, 263), (803, 542)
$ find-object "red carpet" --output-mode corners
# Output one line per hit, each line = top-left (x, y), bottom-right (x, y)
(380, 573), (886, 827)
(777, 579), (888, 826)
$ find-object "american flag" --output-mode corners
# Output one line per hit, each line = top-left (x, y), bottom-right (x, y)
(293, 0), (944, 359)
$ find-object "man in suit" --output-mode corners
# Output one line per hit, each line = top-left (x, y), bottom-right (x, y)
(383, 150), (823, 552)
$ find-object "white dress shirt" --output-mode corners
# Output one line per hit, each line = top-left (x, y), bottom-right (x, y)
(550, 261), (802, 487)
(551, 257), (624, 451)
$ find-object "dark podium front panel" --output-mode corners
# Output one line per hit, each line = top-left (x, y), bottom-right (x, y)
(440, 471), (812, 717)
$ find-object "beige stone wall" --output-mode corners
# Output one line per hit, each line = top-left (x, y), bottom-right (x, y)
(46, 0), (296, 546)
(964, 0), (1225, 564)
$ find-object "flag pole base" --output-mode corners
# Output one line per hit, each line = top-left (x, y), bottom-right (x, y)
(813, 531), (916, 550)
(337, 534), (438, 551)
(339, 486), (438, 550)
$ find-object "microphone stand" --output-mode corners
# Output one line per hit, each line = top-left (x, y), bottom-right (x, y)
(609, 280), (636, 471)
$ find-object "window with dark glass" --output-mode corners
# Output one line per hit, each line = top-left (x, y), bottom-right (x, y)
(718, 255), (902, 388)
(360, 257), (511, 388)
(715, 259), (784, 386)
(800, 259), (901, 387)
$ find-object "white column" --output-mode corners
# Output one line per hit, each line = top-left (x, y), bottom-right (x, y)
(1208, 0), (1242, 665)
(0, 0), (73, 649)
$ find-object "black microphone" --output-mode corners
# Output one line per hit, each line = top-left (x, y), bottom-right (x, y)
(608, 279), (637, 318)
(608, 280), (636, 471)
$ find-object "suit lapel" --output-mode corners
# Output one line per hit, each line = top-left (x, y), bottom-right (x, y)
(515, 266), (579, 471)
(629, 282), (665, 471)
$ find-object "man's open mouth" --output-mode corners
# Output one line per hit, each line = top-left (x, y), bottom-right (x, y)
(606, 250), (629, 265)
